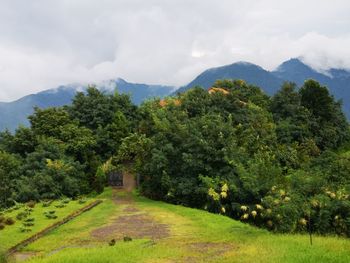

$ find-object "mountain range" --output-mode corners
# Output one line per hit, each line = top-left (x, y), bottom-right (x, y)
(1, 58), (350, 131)
(0, 79), (174, 131)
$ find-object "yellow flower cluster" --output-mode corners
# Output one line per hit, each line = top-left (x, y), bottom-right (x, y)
(46, 159), (64, 170)
(220, 192), (227, 198)
(208, 188), (220, 201)
(251, 210), (257, 218)
(299, 218), (307, 226)
(240, 205), (248, 211)
(256, 204), (263, 210)
(241, 213), (249, 220)
(220, 183), (228, 199)
(310, 199), (319, 208)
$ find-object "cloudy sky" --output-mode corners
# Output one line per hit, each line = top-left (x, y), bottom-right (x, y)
(1, 0), (350, 101)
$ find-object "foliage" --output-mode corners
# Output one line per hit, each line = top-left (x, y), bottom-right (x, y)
(23, 190), (350, 263)
(116, 79), (350, 236)
(0, 79), (349, 237)
(94, 167), (106, 194)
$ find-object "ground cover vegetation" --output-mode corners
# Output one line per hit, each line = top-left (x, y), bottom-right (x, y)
(1, 79), (349, 239)
(21, 189), (350, 263)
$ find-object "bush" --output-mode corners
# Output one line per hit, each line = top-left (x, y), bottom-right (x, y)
(23, 222), (34, 227)
(0, 224), (4, 230)
(19, 227), (32, 232)
(44, 210), (57, 219)
(26, 201), (36, 208)
(94, 167), (106, 194)
(4, 217), (15, 225)
(78, 198), (87, 204)
(61, 198), (70, 204)
(16, 211), (30, 220)
(42, 200), (53, 207)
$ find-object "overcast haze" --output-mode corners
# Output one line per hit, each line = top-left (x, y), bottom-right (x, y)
(1, 0), (350, 101)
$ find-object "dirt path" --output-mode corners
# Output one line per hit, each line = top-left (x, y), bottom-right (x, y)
(12, 186), (234, 262)
(91, 188), (169, 241)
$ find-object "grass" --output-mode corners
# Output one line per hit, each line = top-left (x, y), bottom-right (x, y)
(5, 187), (350, 263)
(0, 196), (98, 251)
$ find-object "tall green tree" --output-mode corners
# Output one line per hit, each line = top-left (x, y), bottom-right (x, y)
(299, 79), (349, 149)
(0, 151), (20, 207)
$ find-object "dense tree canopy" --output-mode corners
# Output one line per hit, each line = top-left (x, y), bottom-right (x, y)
(1, 81), (349, 237)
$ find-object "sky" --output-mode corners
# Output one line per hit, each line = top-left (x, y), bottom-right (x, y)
(1, 0), (350, 101)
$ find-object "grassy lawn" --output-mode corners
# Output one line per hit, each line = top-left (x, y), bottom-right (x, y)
(0, 195), (99, 251)
(9, 188), (347, 263)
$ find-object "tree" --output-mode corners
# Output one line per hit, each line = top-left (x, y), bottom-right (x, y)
(28, 107), (72, 138)
(0, 151), (20, 207)
(67, 86), (137, 131)
(299, 79), (349, 149)
(94, 166), (106, 194)
(14, 137), (88, 202)
(95, 111), (131, 159)
(270, 82), (312, 144)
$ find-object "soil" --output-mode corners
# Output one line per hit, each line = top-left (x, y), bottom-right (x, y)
(91, 188), (169, 241)
(11, 172), (236, 262)
(10, 252), (39, 262)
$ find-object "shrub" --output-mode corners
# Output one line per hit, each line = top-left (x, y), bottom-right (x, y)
(0, 224), (4, 230)
(16, 211), (30, 220)
(61, 198), (71, 204)
(78, 198), (87, 204)
(4, 217), (15, 225)
(24, 217), (35, 222)
(26, 201), (36, 208)
(123, 236), (132, 242)
(13, 205), (22, 210)
(19, 227), (32, 233)
(44, 210), (57, 219)
(22, 222), (34, 227)
(42, 200), (53, 207)
(45, 214), (57, 219)
(94, 167), (106, 194)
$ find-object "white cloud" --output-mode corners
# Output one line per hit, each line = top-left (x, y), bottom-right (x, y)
(0, 0), (350, 101)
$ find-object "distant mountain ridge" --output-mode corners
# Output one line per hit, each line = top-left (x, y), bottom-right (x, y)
(177, 58), (350, 118)
(1, 58), (350, 131)
(0, 78), (174, 131)
(177, 61), (283, 95)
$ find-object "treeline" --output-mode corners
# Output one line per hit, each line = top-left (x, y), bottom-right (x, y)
(0, 88), (136, 205)
(1, 79), (350, 236)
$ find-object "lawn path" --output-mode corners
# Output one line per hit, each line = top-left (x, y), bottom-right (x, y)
(91, 188), (170, 241)
(16, 187), (350, 263)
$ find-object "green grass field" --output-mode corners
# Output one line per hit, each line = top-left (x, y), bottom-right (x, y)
(2, 188), (350, 263)
(0, 197), (98, 252)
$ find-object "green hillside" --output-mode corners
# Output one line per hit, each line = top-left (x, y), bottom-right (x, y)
(2, 188), (347, 263)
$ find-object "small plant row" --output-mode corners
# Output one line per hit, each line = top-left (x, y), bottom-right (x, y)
(0, 215), (15, 230)
(7, 199), (102, 256)
(1, 197), (88, 232)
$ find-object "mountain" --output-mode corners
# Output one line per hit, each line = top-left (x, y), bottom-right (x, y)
(271, 58), (350, 117)
(271, 58), (331, 85)
(177, 61), (283, 95)
(0, 79), (174, 132)
(1, 58), (350, 132)
(177, 58), (350, 118)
